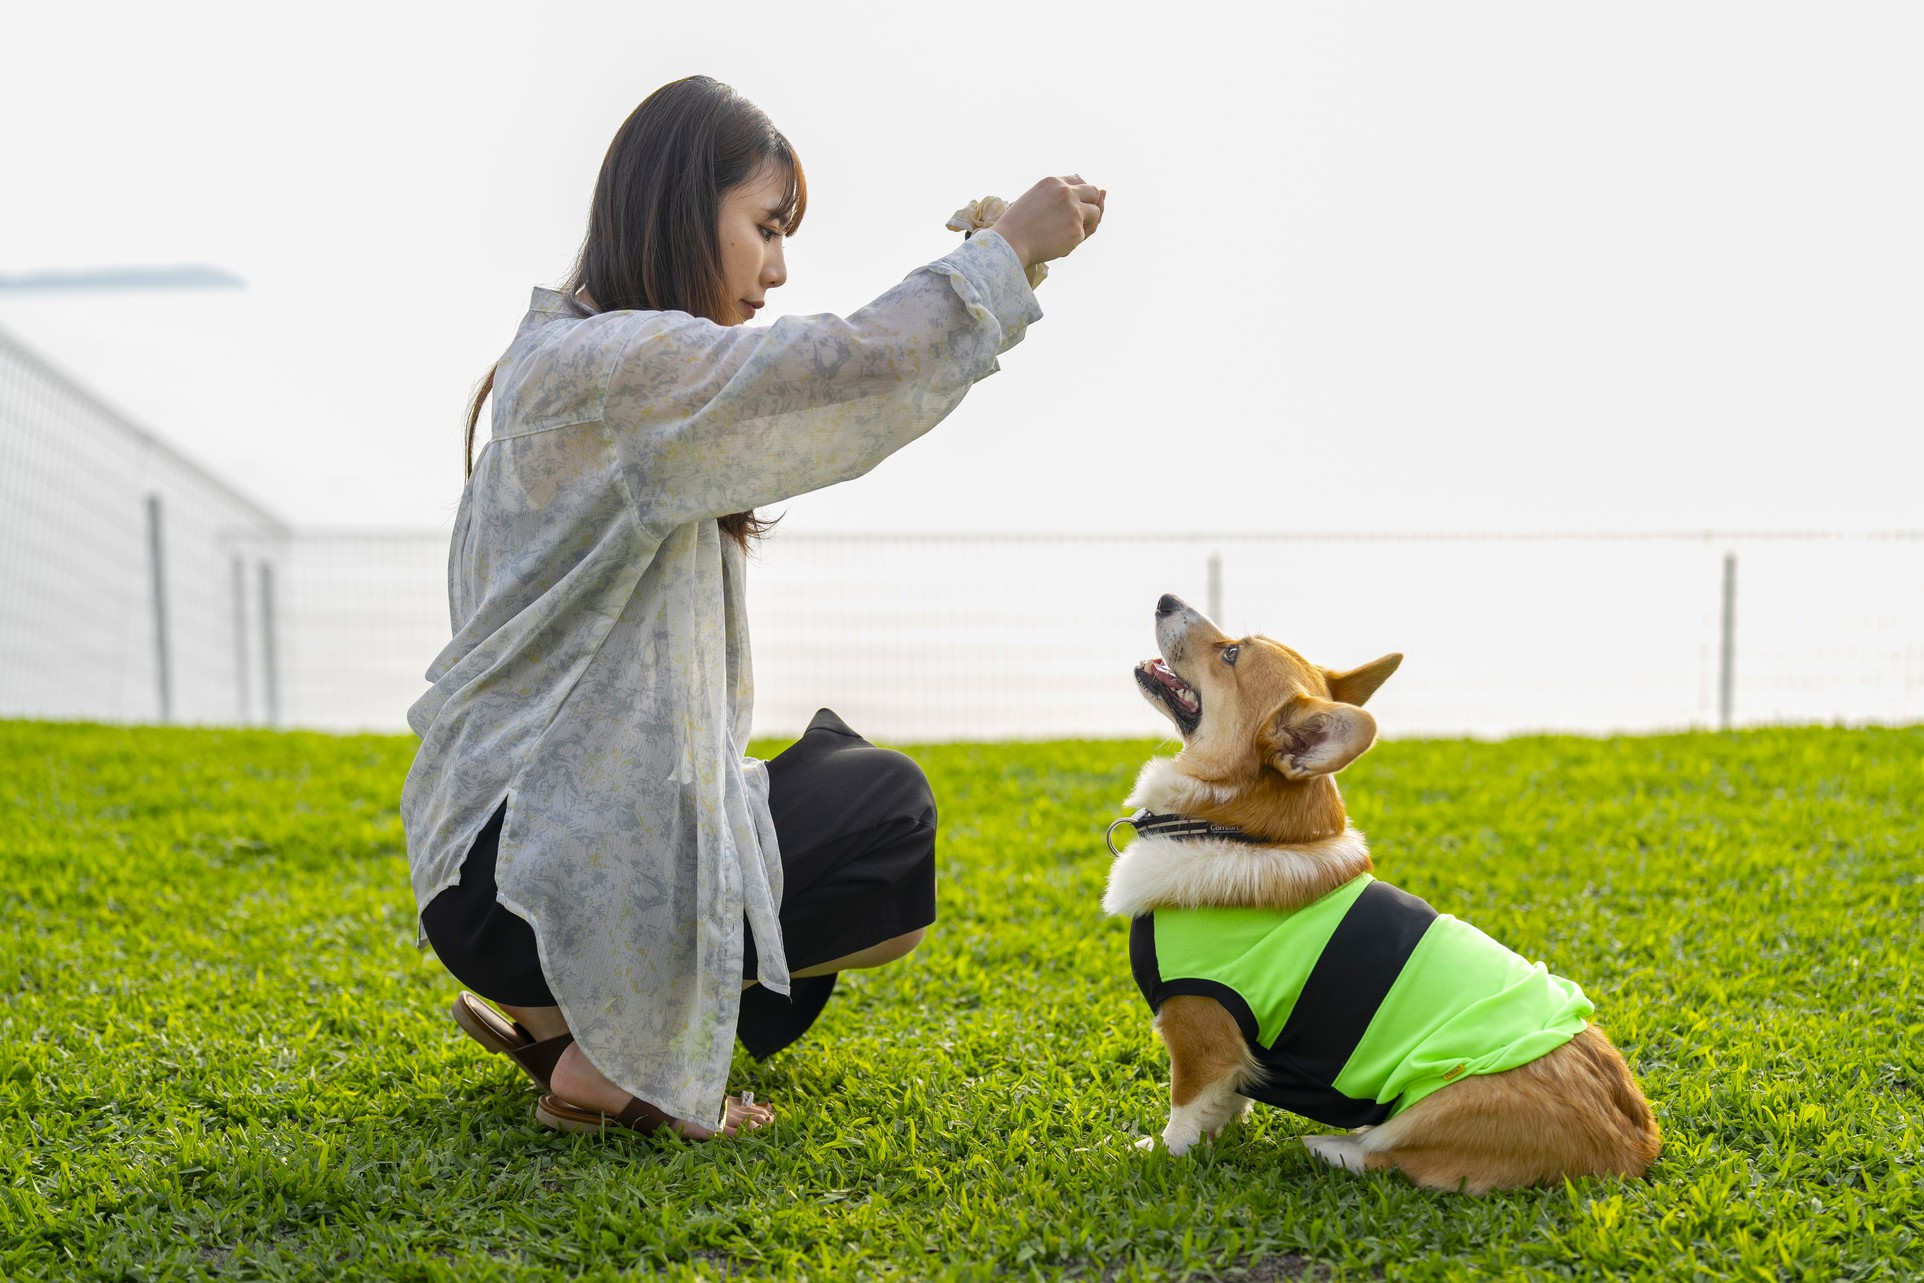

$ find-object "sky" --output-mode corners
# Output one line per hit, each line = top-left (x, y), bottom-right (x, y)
(3, 0), (1920, 535)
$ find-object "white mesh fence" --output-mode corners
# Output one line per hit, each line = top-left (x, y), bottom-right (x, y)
(742, 531), (1924, 742)
(275, 532), (452, 733)
(3, 323), (1919, 740)
(0, 327), (289, 727)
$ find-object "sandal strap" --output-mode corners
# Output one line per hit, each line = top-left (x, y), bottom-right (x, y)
(614, 1095), (672, 1134)
(507, 1031), (575, 1086)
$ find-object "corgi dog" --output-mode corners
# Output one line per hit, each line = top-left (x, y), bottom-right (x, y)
(1104, 593), (1659, 1193)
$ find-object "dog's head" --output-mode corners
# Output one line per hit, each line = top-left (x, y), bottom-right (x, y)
(1135, 593), (1403, 784)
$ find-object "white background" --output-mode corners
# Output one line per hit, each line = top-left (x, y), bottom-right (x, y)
(3, 1), (1919, 536)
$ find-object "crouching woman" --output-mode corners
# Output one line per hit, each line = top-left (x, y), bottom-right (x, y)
(401, 75), (1103, 1139)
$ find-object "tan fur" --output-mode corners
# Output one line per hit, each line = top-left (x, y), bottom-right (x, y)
(1157, 995), (1259, 1108)
(1126, 596), (1659, 1190)
(1102, 764), (1374, 918)
(1138, 608), (1399, 849)
(1127, 750), (1351, 845)
(1358, 1025), (1661, 1193)
(1190, 771), (1352, 848)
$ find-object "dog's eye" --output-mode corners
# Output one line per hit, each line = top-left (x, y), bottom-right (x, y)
(1221, 645), (1240, 665)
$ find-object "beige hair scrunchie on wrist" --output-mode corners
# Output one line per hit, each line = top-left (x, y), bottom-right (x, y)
(946, 197), (1048, 290)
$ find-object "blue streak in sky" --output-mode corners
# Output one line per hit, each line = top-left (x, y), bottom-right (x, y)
(0, 265), (246, 291)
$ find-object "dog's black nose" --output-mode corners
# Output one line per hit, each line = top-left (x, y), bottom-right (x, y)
(1156, 594), (1186, 618)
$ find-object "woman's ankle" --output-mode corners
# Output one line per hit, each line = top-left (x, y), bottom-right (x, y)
(548, 1043), (631, 1115)
(546, 1044), (775, 1140)
(499, 1001), (570, 1042)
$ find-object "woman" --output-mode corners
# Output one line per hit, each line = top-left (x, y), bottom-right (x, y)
(402, 76), (1103, 1140)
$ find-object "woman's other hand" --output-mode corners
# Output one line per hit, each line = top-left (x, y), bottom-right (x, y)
(993, 175), (1105, 272)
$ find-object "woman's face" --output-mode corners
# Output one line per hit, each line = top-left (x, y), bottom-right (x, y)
(717, 162), (791, 325)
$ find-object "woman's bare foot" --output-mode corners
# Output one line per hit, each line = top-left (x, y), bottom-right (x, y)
(547, 1042), (774, 1139)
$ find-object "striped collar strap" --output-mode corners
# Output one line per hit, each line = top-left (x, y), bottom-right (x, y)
(1105, 807), (1266, 856)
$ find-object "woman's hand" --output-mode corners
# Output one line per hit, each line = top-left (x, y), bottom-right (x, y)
(992, 175), (1105, 272)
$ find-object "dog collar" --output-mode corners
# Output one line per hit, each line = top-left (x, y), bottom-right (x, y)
(1105, 807), (1267, 856)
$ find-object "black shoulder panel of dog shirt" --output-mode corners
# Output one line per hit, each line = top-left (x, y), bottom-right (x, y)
(1130, 880), (1440, 1130)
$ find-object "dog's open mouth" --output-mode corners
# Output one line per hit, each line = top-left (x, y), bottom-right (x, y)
(1135, 657), (1202, 733)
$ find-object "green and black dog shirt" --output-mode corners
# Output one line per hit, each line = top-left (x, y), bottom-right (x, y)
(1130, 873), (1593, 1129)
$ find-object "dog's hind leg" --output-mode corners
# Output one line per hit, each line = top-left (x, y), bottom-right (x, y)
(1343, 1025), (1661, 1193)
(1153, 996), (1260, 1156)
(1301, 1133), (1371, 1173)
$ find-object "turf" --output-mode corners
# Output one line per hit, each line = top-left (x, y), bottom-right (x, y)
(1, 720), (1919, 1282)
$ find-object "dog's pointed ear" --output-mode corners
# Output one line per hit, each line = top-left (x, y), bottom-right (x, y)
(1265, 695), (1379, 780)
(1323, 653), (1403, 708)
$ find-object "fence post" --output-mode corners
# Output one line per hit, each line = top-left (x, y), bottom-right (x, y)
(146, 494), (172, 723)
(1718, 551), (1737, 730)
(231, 554), (250, 723)
(259, 560), (280, 726)
(1207, 552), (1223, 622)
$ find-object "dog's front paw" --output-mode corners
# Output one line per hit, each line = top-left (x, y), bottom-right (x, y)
(1161, 1123), (1203, 1156)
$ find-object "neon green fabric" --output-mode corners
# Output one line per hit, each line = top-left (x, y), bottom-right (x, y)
(1150, 875), (1373, 1046)
(1335, 915), (1594, 1115)
(1144, 873), (1593, 1119)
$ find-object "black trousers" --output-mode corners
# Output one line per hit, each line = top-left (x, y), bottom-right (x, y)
(420, 708), (938, 1061)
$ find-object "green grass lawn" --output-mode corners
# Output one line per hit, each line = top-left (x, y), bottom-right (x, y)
(2, 720), (1920, 1281)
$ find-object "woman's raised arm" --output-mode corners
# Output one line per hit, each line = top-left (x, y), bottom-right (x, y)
(598, 230), (1035, 530)
(598, 179), (1102, 531)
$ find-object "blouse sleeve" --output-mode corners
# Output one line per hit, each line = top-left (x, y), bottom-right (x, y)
(599, 230), (1043, 530)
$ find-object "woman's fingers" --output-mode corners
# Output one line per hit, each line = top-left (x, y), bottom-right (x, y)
(1069, 182), (1103, 234)
(996, 174), (1106, 268)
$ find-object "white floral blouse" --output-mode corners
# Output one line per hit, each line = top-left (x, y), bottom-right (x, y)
(402, 230), (1042, 1124)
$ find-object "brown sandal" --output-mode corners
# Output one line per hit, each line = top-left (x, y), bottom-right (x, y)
(450, 991), (575, 1092)
(534, 1093), (674, 1137)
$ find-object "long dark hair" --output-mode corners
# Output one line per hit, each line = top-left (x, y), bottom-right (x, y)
(464, 76), (807, 548)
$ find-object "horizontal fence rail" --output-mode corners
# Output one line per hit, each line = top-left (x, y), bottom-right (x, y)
(743, 530), (1924, 742)
(7, 522), (1919, 742)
